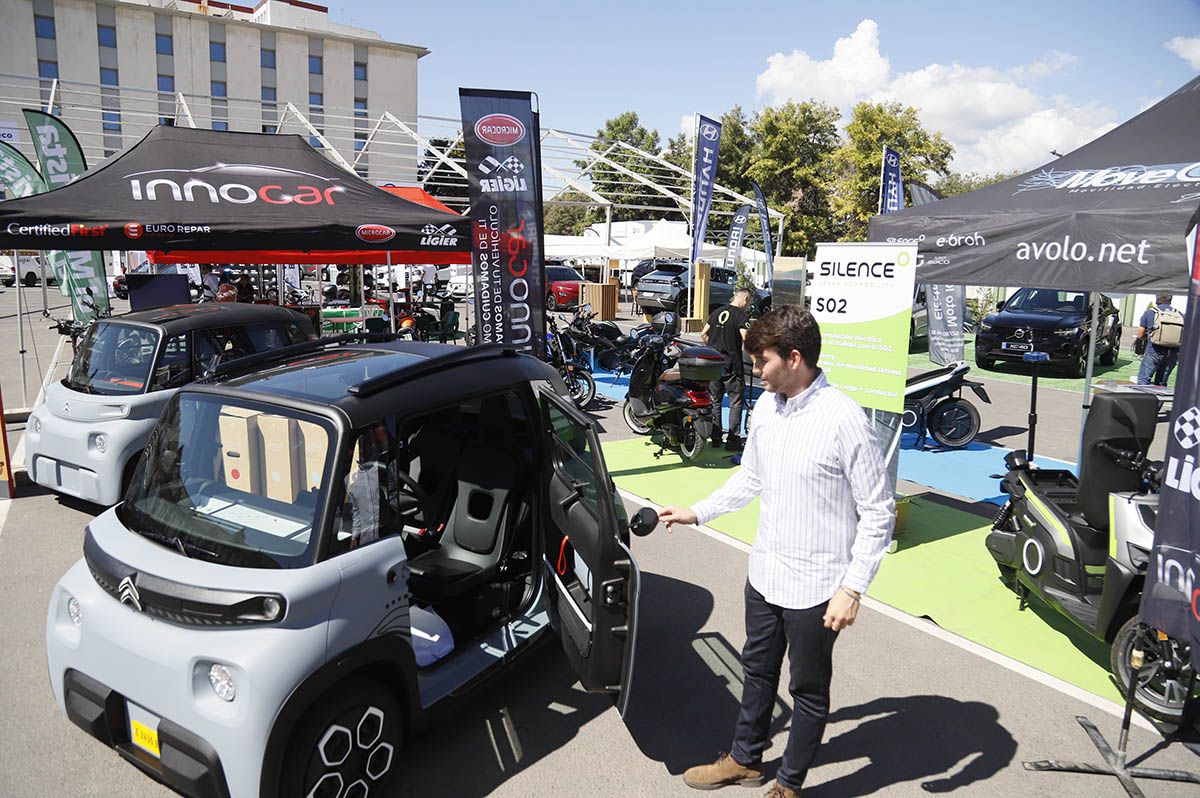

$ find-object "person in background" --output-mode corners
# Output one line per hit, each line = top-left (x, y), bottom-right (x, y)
(702, 287), (752, 450)
(200, 264), (221, 301)
(1136, 293), (1182, 386)
(660, 305), (894, 798)
(421, 263), (438, 302)
(235, 273), (254, 303)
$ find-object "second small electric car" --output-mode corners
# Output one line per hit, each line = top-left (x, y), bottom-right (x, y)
(46, 338), (652, 798)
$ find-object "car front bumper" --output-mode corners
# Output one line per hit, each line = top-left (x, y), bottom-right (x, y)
(975, 332), (1081, 363)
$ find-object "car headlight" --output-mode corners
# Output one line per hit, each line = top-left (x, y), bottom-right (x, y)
(67, 595), (82, 627)
(31, 416), (41, 434)
(89, 433), (108, 453)
(979, 321), (992, 331)
(1053, 328), (1078, 337)
(208, 663), (237, 702)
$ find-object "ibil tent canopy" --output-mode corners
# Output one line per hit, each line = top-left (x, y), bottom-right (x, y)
(0, 126), (470, 262)
(868, 76), (1200, 294)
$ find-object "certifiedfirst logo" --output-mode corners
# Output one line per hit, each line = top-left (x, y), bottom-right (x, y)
(4, 222), (106, 237)
(474, 114), (526, 147)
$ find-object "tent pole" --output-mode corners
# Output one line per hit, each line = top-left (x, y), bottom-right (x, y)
(1077, 295), (1102, 462)
(387, 251), (396, 335)
(16, 268), (28, 407)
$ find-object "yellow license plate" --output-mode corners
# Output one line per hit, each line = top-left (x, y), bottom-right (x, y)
(130, 718), (160, 758)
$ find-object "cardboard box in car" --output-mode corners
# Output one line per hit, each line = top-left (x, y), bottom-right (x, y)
(297, 420), (327, 493)
(219, 407), (261, 493)
(257, 414), (300, 503)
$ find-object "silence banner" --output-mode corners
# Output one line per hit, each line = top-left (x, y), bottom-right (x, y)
(459, 89), (545, 357)
(22, 109), (110, 319)
(1139, 202), (1200, 669)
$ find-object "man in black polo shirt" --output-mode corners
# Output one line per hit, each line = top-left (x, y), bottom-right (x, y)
(703, 288), (752, 450)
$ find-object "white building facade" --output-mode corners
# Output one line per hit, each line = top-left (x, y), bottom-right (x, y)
(0, 0), (425, 181)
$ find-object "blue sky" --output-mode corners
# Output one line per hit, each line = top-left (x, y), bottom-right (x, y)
(340, 0), (1200, 174)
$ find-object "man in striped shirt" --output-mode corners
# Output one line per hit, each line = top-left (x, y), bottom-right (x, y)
(661, 305), (895, 798)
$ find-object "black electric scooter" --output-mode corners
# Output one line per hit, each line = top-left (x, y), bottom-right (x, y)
(986, 390), (1196, 721)
(902, 361), (991, 448)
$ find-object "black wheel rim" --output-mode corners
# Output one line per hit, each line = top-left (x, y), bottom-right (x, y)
(1120, 628), (1196, 715)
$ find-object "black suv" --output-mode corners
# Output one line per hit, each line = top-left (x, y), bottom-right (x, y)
(974, 287), (1121, 377)
(634, 262), (771, 317)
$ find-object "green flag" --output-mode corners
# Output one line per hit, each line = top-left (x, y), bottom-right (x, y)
(22, 109), (111, 320)
(0, 140), (72, 295)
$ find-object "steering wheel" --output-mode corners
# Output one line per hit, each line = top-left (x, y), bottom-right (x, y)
(113, 336), (145, 368)
(386, 465), (433, 526)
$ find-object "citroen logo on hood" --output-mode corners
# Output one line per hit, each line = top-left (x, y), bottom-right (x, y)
(118, 576), (142, 612)
(62, 401), (71, 415)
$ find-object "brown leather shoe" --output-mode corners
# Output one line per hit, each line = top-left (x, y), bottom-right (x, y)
(764, 782), (801, 798)
(682, 752), (765, 790)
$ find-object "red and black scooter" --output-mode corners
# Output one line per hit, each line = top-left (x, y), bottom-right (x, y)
(621, 313), (725, 462)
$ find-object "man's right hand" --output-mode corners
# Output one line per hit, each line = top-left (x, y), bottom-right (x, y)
(658, 505), (698, 531)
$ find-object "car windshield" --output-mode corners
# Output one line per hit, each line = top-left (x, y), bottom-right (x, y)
(64, 322), (160, 395)
(644, 264), (687, 277)
(117, 393), (336, 569)
(1003, 288), (1090, 314)
(547, 266), (583, 282)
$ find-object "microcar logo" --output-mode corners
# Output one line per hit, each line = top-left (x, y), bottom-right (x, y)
(124, 222), (144, 240)
(699, 123), (720, 142)
(356, 224), (396, 244)
(118, 576), (143, 612)
(475, 114), (526, 146)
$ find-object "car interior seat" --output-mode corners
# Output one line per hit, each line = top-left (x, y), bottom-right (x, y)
(1073, 392), (1157, 531)
(406, 396), (521, 601)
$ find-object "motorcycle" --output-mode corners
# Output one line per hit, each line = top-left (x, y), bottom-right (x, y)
(902, 361), (991, 449)
(564, 303), (642, 373)
(622, 313), (724, 463)
(546, 314), (597, 409)
(985, 391), (1196, 722)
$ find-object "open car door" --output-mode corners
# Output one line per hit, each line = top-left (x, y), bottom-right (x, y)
(538, 387), (641, 717)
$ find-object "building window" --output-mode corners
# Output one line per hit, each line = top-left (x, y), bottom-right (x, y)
(354, 98), (367, 119)
(308, 92), (322, 108)
(354, 61), (367, 81)
(97, 25), (117, 48)
(35, 15), (56, 39)
(354, 136), (366, 152)
(309, 135), (322, 148)
(100, 68), (119, 86)
(261, 86), (276, 102)
(102, 111), (121, 132)
(262, 124), (277, 134)
(213, 121), (228, 131)
(261, 48), (275, 68)
(156, 33), (173, 55)
(308, 55), (322, 74)
(38, 60), (58, 80)
(212, 81), (227, 98)
(210, 41), (226, 62)
(158, 74), (174, 93)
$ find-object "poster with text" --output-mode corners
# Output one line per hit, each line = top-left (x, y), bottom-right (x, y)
(809, 242), (916, 413)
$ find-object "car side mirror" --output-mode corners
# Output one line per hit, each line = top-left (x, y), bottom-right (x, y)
(629, 507), (658, 537)
(995, 300), (1005, 311)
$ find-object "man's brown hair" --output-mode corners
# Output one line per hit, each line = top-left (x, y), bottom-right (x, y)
(744, 304), (821, 367)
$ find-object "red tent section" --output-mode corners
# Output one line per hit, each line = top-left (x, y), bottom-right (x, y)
(147, 186), (470, 266)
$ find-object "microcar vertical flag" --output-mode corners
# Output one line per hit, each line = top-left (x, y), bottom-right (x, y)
(459, 89), (545, 357)
(1139, 201), (1200, 669)
(879, 145), (903, 215)
(22, 109), (110, 320)
(751, 180), (774, 289)
(721, 205), (751, 272)
(0, 140), (71, 293)
(689, 114), (722, 273)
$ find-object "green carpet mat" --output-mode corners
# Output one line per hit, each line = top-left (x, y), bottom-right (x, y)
(604, 437), (1122, 704)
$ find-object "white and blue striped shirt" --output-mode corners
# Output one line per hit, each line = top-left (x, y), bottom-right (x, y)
(692, 370), (895, 610)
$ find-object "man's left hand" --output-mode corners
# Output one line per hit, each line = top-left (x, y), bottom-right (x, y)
(824, 590), (859, 631)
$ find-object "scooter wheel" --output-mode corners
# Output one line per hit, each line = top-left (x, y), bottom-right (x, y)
(622, 400), (652, 435)
(566, 368), (596, 410)
(678, 423), (706, 462)
(928, 398), (980, 448)
(1110, 615), (1197, 723)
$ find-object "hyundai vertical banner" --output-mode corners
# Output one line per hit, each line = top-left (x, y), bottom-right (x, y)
(878, 145), (902, 214)
(751, 180), (774, 288)
(721, 204), (751, 272)
(459, 89), (545, 357)
(22, 109), (110, 320)
(1139, 202), (1200, 668)
(809, 241), (917, 413)
(689, 114), (722, 274)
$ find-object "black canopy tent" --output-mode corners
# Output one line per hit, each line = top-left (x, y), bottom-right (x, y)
(0, 126), (469, 257)
(868, 76), (1200, 294)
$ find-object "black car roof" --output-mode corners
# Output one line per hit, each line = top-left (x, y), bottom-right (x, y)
(113, 302), (311, 334)
(203, 339), (558, 427)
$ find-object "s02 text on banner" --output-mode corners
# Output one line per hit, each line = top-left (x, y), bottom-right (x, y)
(809, 242), (916, 413)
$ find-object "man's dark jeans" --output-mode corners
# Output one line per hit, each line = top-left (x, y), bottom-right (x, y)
(731, 581), (838, 792)
(1137, 342), (1179, 386)
(709, 366), (746, 441)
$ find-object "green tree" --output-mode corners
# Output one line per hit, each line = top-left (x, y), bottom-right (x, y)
(828, 101), (954, 241)
(746, 101), (842, 257)
(584, 111), (673, 222)
(543, 190), (596, 236)
(417, 136), (466, 203)
(934, 170), (1020, 198)
(715, 106), (754, 196)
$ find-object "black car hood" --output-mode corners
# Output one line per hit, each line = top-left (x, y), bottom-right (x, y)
(991, 309), (1086, 328)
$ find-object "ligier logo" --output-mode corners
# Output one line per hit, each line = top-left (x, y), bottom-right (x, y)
(356, 224), (396, 244)
(475, 114), (526, 146)
(421, 223), (458, 247)
(125, 164), (345, 205)
(1016, 161), (1200, 194)
(478, 155), (528, 193)
(1173, 406), (1200, 449)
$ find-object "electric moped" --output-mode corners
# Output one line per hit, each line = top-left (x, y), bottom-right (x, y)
(902, 361), (991, 449)
(985, 392), (1196, 721)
